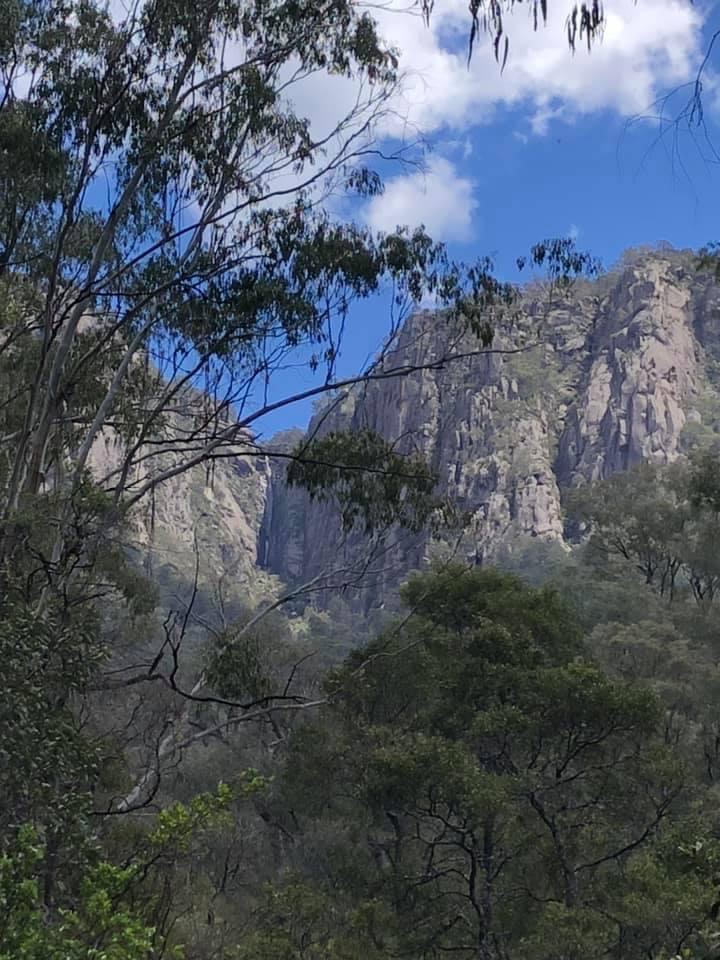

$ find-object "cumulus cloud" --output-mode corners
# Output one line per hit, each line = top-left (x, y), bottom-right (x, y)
(363, 155), (478, 241)
(370, 0), (703, 137)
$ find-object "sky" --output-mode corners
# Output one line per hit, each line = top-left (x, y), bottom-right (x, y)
(355, 0), (720, 264)
(251, 0), (720, 436)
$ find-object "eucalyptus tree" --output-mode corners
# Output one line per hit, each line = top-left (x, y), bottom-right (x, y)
(0, 0), (471, 894)
(247, 566), (701, 960)
(0, 0), (603, 818)
(0, 0), (464, 571)
(0, 11), (612, 951)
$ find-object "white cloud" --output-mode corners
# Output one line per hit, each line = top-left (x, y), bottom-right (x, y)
(368, 0), (704, 137)
(363, 155), (478, 241)
(529, 101), (565, 136)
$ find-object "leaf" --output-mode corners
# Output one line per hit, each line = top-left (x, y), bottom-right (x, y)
(468, 18), (478, 66)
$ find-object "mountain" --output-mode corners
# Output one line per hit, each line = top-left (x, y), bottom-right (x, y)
(259, 246), (720, 609)
(107, 246), (720, 615)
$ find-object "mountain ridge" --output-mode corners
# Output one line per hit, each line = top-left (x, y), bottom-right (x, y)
(108, 246), (720, 613)
(260, 247), (720, 608)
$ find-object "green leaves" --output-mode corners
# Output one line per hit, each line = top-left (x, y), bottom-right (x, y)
(363, 732), (513, 821)
(568, 461), (720, 605)
(286, 429), (441, 534)
(275, 564), (683, 958)
(236, 881), (394, 960)
(0, 606), (100, 838)
(423, 0), (606, 65)
(0, 827), (156, 960)
(148, 781), (238, 854)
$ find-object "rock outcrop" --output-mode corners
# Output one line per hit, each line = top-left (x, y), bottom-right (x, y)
(260, 247), (720, 608)
(102, 247), (720, 614)
(556, 255), (701, 483)
(88, 407), (279, 607)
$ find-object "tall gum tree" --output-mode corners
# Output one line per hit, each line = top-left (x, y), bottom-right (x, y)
(0, 0), (597, 837)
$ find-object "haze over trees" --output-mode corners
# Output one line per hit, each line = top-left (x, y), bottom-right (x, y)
(2, 1), (720, 958)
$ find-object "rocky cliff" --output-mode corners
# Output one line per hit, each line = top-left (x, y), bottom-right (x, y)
(108, 247), (720, 614)
(88, 407), (280, 610)
(260, 247), (720, 609)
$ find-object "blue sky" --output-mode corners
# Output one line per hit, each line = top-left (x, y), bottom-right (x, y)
(247, 0), (720, 438)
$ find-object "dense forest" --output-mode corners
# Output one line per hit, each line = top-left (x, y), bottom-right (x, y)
(3, 1), (720, 959)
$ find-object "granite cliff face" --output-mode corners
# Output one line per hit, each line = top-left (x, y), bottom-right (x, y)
(88, 409), (279, 607)
(260, 248), (720, 607)
(104, 248), (720, 611)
